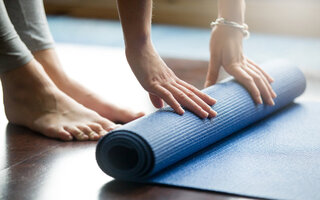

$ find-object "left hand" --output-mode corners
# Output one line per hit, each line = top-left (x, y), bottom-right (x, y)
(205, 26), (277, 105)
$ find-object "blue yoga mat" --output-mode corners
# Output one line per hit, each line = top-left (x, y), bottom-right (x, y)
(96, 60), (320, 199)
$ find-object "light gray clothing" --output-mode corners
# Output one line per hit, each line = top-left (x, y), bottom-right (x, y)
(0, 0), (54, 74)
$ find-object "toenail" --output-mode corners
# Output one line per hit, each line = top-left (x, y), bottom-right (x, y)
(89, 132), (98, 138)
(80, 134), (88, 139)
(106, 127), (114, 132)
(114, 124), (122, 129)
(99, 130), (108, 136)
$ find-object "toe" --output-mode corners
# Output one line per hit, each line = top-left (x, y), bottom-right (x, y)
(42, 126), (73, 141)
(88, 123), (107, 139)
(118, 109), (145, 123)
(64, 126), (89, 141)
(77, 125), (99, 141)
(57, 129), (73, 141)
(96, 118), (118, 132)
(114, 124), (122, 129)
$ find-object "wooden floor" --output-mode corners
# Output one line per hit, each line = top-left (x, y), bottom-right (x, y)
(0, 44), (318, 200)
(1, 125), (246, 200)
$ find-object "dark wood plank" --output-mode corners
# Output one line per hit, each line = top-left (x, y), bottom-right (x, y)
(0, 124), (62, 170)
(0, 133), (251, 200)
(0, 47), (258, 200)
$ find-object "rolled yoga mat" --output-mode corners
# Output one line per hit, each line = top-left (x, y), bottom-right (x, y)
(96, 61), (320, 199)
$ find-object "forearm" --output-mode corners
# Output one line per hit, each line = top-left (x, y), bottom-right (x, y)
(208, 0), (276, 105)
(218, 0), (245, 23)
(116, 0), (153, 50)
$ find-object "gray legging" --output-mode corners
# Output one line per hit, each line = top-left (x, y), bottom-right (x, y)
(0, 0), (54, 74)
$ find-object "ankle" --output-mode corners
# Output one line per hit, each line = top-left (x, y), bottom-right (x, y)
(33, 49), (69, 89)
(1, 59), (55, 94)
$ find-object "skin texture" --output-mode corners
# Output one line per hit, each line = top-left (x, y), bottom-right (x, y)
(1, 48), (144, 141)
(1, 0), (275, 141)
(33, 49), (145, 124)
(1, 49), (144, 141)
(205, 0), (276, 105)
(1, 60), (122, 141)
(117, 0), (217, 118)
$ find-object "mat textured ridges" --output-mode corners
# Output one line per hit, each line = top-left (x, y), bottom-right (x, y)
(96, 60), (306, 178)
(146, 62), (305, 174)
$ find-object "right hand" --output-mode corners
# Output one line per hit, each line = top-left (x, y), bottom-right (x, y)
(126, 44), (217, 119)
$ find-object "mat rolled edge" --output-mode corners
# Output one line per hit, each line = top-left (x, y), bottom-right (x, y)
(96, 130), (154, 180)
(96, 60), (307, 180)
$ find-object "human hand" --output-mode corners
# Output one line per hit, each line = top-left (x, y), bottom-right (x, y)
(126, 44), (217, 118)
(205, 26), (276, 105)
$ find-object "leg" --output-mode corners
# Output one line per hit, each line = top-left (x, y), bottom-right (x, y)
(4, 0), (54, 52)
(5, 0), (144, 123)
(0, 0), (32, 74)
(1, 60), (118, 141)
(0, 0), (117, 141)
(33, 49), (145, 124)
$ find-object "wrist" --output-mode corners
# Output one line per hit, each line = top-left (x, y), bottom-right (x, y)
(213, 26), (244, 41)
(218, 0), (245, 24)
(125, 40), (158, 66)
(125, 34), (152, 52)
(211, 18), (249, 39)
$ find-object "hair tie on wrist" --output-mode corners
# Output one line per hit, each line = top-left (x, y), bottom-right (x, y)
(210, 17), (250, 39)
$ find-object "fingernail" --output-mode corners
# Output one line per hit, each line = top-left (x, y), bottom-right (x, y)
(257, 96), (263, 104)
(272, 91), (277, 98)
(269, 99), (275, 106)
(211, 110), (218, 118)
(208, 109), (217, 117)
(210, 97), (217, 105)
(203, 111), (209, 119)
(178, 108), (185, 115)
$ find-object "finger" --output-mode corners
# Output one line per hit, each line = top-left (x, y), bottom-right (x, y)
(149, 93), (164, 108)
(177, 79), (216, 105)
(166, 84), (209, 118)
(226, 66), (262, 104)
(153, 85), (185, 115)
(247, 59), (274, 83)
(247, 63), (277, 99)
(205, 57), (221, 87)
(174, 82), (217, 118)
(249, 64), (277, 99)
(243, 66), (274, 106)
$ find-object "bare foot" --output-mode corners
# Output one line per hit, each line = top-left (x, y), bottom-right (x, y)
(0, 60), (119, 141)
(33, 49), (145, 124)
